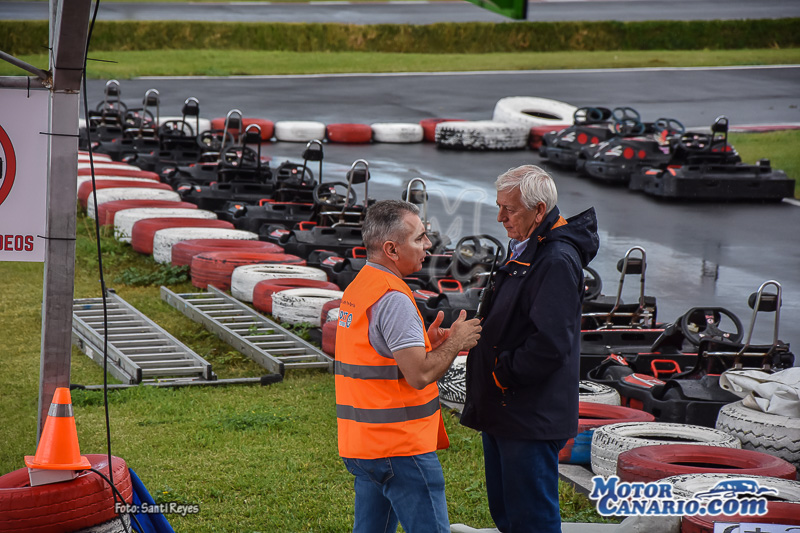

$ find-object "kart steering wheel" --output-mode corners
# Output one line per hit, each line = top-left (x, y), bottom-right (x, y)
(614, 118), (645, 136)
(123, 108), (155, 130)
(679, 132), (712, 152)
(96, 101), (128, 114)
(654, 118), (686, 136)
(312, 182), (357, 208)
(583, 266), (603, 301)
(573, 107), (605, 124)
(219, 146), (259, 169)
(612, 107), (641, 123)
(453, 235), (504, 269)
(679, 307), (744, 346)
(197, 130), (235, 152)
(158, 119), (194, 138)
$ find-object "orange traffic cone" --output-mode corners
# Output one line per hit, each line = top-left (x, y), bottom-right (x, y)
(25, 387), (91, 471)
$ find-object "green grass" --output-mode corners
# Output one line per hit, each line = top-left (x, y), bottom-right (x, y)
(2, 48), (800, 78)
(0, 211), (616, 530)
(730, 130), (800, 198)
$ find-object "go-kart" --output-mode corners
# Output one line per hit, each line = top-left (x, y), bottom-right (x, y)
(92, 88), (162, 162)
(539, 107), (631, 169)
(629, 116), (795, 201)
(577, 117), (685, 184)
(587, 281), (794, 427)
(80, 80), (127, 150)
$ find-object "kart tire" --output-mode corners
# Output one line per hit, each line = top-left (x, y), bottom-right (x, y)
(271, 288), (345, 326)
(491, 96), (578, 128)
(210, 117), (273, 140)
(435, 121), (529, 151)
(579, 380), (621, 406)
(681, 502), (800, 533)
(322, 319), (338, 357)
(159, 116), (212, 136)
(76, 514), (130, 533)
(325, 123), (372, 144)
(171, 238), (280, 267)
(252, 278), (339, 313)
(98, 200), (197, 226)
(617, 444), (798, 483)
(153, 228), (259, 264)
(78, 180), (173, 209)
(559, 402), (655, 465)
(0, 454), (133, 533)
(232, 265), (330, 303)
(191, 251), (305, 291)
(113, 208), (217, 243)
(320, 298), (342, 326)
(529, 124), (569, 150)
(419, 118), (465, 142)
(371, 123), (424, 143)
(78, 168), (161, 180)
(274, 121), (326, 142)
(662, 473), (800, 502)
(715, 400), (800, 469)
(130, 218), (234, 255)
(87, 188), (181, 219)
(590, 422), (741, 478)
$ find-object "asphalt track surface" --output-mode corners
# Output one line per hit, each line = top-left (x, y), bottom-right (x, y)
(3, 0), (799, 23)
(84, 65), (800, 348)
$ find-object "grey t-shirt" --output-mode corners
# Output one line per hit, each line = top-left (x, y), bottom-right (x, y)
(366, 262), (426, 359)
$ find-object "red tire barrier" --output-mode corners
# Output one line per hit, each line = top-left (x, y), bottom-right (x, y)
(130, 218), (234, 255)
(252, 278), (339, 314)
(191, 252), (306, 291)
(78, 179), (173, 209)
(78, 168), (160, 180)
(325, 123), (373, 144)
(0, 454), (132, 533)
(681, 502), (800, 533)
(322, 320), (337, 357)
(171, 239), (283, 268)
(99, 200), (198, 226)
(529, 124), (569, 150)
(320, 298), (342, 326)
(559, 402), (655, 464)
(210, 117), (274, 141)
(419, 118), (465, 142)
(617, 444), (798, 483)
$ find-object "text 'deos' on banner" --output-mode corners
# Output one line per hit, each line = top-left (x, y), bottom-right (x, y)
(0, 88), (49, 262)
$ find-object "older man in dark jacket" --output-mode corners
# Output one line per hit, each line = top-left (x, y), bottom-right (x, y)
(461, 165), (599, 533)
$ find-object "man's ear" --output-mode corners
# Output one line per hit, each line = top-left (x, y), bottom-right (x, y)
(382, 240), (398, 260)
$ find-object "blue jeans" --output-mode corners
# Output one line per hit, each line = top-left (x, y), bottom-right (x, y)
(482, 433), (567, 533)
(342, 452), (450, 533)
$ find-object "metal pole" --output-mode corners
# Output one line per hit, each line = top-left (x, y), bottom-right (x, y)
(37, 0), (91, 438)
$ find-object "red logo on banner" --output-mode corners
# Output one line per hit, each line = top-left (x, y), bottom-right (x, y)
(0, 124), (17, 207)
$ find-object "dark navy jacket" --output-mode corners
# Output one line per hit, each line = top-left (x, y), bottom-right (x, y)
(460, 206), (599, 440)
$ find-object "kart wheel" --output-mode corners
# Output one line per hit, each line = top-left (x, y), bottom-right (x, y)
(99, 199), (198, 226)
(235, 266), (329, 303)
(86, 188), (181, 219)
(663, 473), (800, 502)
(154, 229), (260, 264)
(113, 207), (216, 243)
(371, 123), (424, 143)
(191, 251), (305, 291)
(590, 422), (740, 478)
(274, 121), (326, 142)
(325, 123), (372, 144)
(579, 380), (620, 405)
(492, 96), (578, 127)
(617, 444), (797, 483)
(716, 400), (800, 469)
(131, 218), (234, 255)
(681, 502), (800, 533)
(419, 118), (465, 142)
(679, 307), (743, 346)
(435, 121), (529, 151)
(171, 239), (278, 267)
(271, 288), (345, 327)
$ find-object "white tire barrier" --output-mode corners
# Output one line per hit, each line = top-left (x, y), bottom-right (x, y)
(435, 120), (529, 151)
(325, 307), (339, 323)
(78, 152), (111, 162)
(590, 422), (741, 478)
(271, 288), (344, 327)
(152, 228), (259, 264)
(662, 473), (800, 501)
(371, 123), (424, 143)
(274, 121), (326, 142)
(492, 96), (578, 128)
(86, 188), (181, 219)
(230, 265), (328, 303)
(438, 354), (468, 407)
(114, 208), (217, 243)
(78, 162), (140, 172)
(76, 175), (157, 191)
(579, 381), (621, 406)
(157, 116), (212, 136)
(716, 400), (800, 469)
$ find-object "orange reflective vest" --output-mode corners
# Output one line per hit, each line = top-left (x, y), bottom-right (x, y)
(335, 264), (449, 459)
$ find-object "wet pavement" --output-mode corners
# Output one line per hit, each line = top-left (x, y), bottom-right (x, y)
(83, 66), (800, 348)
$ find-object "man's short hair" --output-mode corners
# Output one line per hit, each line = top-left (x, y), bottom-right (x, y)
(362, 200), (420, 258)
(495, 165), (558, 214)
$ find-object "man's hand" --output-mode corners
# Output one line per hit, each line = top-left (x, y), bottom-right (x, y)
(448, 309), (482, 352)
(427, 311), (449, 350)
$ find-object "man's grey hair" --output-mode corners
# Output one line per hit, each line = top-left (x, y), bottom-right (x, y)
(495, 165), (558, 214)
(362, 200), (420, 258)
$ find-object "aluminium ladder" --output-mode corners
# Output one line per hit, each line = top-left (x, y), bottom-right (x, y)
(72, 290), (215, 384)
(160, 285), (333, 375)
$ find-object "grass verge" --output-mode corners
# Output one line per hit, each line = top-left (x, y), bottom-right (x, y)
(1, 48), (799, 78)
(0, 211), (617, 530)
